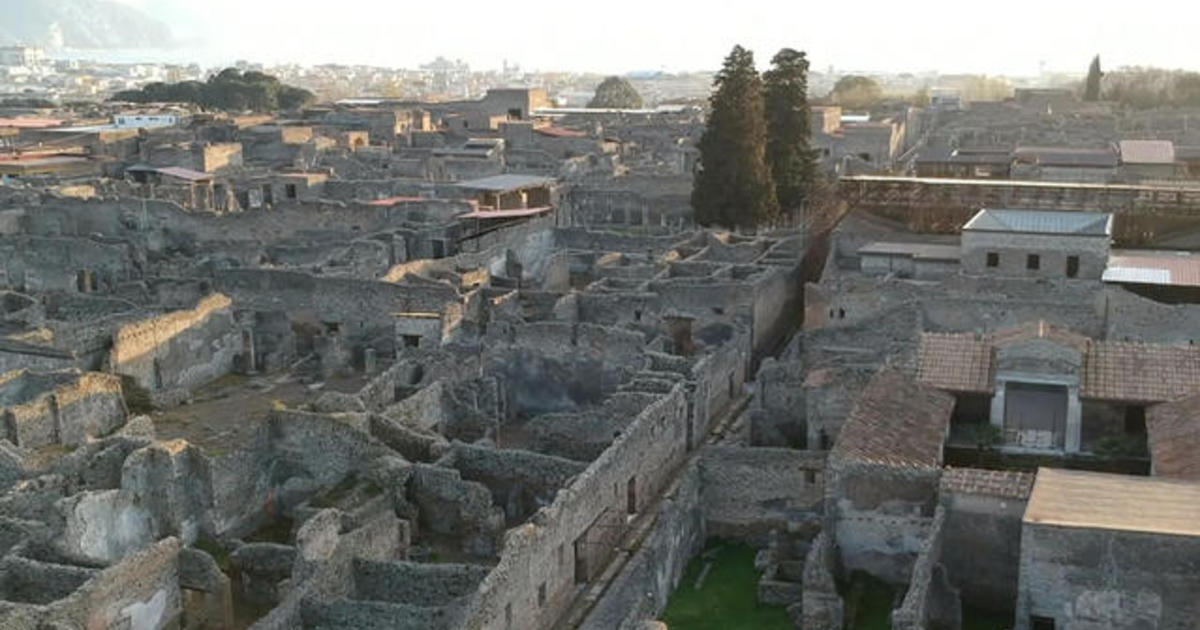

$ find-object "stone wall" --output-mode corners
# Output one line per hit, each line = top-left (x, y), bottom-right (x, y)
(699, 447), (825, 542)
(110, 293), (239, 401)
(0, 369), (126, 449)
(827, 462), (939, 585)
(940, 481), (1028, 612)
(453, 384), (690, 630)
(1015, 523), (1200, 630)
(578, 460), (704, 630)
(891, 507), (961, 630)
(961, 231), (1109, 280)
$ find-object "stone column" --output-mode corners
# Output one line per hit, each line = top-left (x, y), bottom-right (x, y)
(1065, 385), (1082, 453)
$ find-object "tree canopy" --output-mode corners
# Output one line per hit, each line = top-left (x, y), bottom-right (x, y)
(763, 48), (817, 220)
(111, 68), (315, 112)
(1084, 55), (1103, 101)
(589, 76), (644, 109)
(692, 45), (779, 229)
(828, 75), (883, 110)
(1101, 66), (1200, 109)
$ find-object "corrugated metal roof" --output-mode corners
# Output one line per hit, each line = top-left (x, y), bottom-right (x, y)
(1105, 250), (1200, 287)
(1024, 468), (1200, 537)
(156, 167), (212, 182)
(1013, 146), (1118, 168)
(963, 208), (1112, 236)
(458, 206), (551, 219)
(1120, 140), (1175, 164)
(453, 174), (556, 192)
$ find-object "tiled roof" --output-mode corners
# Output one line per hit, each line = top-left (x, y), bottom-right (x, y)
(916, 323), (1200, 403)
(1024, 468), (1200, 537)
(831, 368), (954, 469)
(940, 467), (1035, 499)
(1082, 341), (1200, 402)
(916, 332), (993, 393)
(963, 208), (1112, 236)
(1147, 394), (1200, 480)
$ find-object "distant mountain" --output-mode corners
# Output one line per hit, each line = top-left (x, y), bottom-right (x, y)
(0, 0), (173, 49)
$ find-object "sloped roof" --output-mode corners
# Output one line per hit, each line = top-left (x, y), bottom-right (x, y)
(453, 174), (556, 192)
(1104, 250), (1200, 288)
(1146, 394), (1200, 480)
(1120, 140), (1175, 164)
(963, 208), (1112, 236)
(916, 332), (993, 393)
(1084, 341), (1200, 402)
(1024, 468), (1200, 537)
(916, 322), (1200, 402)
(831, 368), (954, 469)
(940, 467), (1035, 499)
(1013, 146), (1119, 168)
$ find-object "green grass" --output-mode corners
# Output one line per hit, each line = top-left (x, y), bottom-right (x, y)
(660, 541), (793, 630)
(846, 573), (896, 630)
(963, 605), (1011, 630)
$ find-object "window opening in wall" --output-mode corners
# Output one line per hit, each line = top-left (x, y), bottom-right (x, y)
(402, 334), (421, 349)
(1027, 254), (1040, 270)
(537, 582), (546, 607)
(986, 252), (999, 267)
(508, 108), (522, 120)
(626, 476), (637, 515)
(1066, 255), (1080, 278)
(633, 310), (642, 322)
(1124, 405), (1146, 435)
(1031, 616), (1055, 630)
(324, 322), (341, 334)
(838, 308), (845, 319)
(431, 239), (447, 259)
(859, 152), (872, 162)
(805, 470), (816, 484)
(261, 184), (273, 205)
(285, 183), (297, 200)
(819, 429), (830, 450)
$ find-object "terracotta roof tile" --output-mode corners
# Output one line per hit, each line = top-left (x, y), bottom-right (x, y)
(916, 333), (992, 393)
(1147, 394), (1200, 480)
(940, 467), (1035, 499)
(831, 368), (955, 469)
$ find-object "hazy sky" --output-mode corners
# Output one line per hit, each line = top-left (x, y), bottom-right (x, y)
(113, 0), (1198, 75)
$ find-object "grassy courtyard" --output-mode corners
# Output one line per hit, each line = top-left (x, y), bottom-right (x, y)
(660, 541), (793, 630)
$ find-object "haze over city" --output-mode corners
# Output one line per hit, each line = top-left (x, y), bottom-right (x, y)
(100, 0), (1200, 74)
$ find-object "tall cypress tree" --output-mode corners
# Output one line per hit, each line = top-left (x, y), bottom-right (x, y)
(1084, 55), (1103, 101)
(692, 45), (779, 229)
(764, 48), (816, 224)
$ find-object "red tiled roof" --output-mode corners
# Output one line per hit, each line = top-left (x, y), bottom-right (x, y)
(535, 126), (587, 138)
(940, 467), (1035, 499)
(916, 322), (1200, 403)
(831, 368), (955, 469)
(1147, 394), (1200, 480)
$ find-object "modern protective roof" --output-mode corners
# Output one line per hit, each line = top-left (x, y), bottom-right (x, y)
(1012, 146), (1119, 168)
(1104, 250), (1200, 288)
(1024, 468), (1200, 537)
(1120, 139), (1176, 164)
(458, 206), (552, 220)
(453, 174), (556, 192)
(962, 208), (1112, 236)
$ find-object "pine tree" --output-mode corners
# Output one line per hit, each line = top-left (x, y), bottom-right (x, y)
(764, 48), (817, 224)
(692, 46), (779, 229)
(1084, 55), (1103, 102)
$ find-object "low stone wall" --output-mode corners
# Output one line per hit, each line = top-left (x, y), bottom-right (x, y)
(0, 369), (125, 449)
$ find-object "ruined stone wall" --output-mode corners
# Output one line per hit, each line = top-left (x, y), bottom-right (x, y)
(1015, 524), (1200, 630)
(940, 488), (1027, 612)
(45, 537), (182, 629)
(1, 370), (125, 449)
(0, 235), (135, 294)
(454, 384), (690, 630)
(751, 265), (800, 362)
(1103, 286), (1200, 344)
(578, 460), (705, 630)
(110, 293), (239, 399)
(699, 447), (825, 542)
(827, 462), (939, 585)
(891, 507), (961, 630)
(690, 338), (748, 440)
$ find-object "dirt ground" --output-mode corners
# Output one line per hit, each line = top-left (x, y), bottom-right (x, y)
(150, 369), (373, 455)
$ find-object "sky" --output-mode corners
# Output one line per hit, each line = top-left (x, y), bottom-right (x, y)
(110, 0), (1200, 76)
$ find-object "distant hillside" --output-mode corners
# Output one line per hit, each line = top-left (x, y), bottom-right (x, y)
(0, 0), (172, 48)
